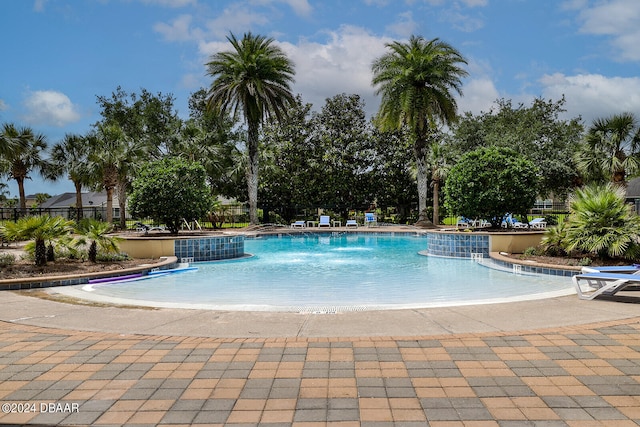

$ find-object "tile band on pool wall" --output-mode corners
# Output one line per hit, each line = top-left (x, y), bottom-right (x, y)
(174, 235), (245, 262)
(426, 232), (490, 258)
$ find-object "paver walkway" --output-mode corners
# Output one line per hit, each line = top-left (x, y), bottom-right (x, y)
(1, 314), (640, 425)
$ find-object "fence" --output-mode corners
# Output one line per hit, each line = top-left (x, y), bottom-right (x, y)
(0, 205), (251, 231)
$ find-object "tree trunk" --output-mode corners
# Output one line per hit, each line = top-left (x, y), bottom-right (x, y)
(74, 180), (84, 220)
(16, 177), (26, 213)
(35, 238), (47, 266)
(432, 178), (440, 226)
(413, 138), (434, 228)
(117, 180), (127, 230)
(105, 186), (114, 223)
(414, 139), (428, 216)
(247, 122), (260, 225)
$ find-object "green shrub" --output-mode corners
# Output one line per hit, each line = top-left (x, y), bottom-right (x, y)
(564, 184), (640, 259)
(95, 252), (131, 262)
(578, 257), (592, 266)
(445, 146), (540, 227)
(543, 214), (558, 226)
(0, 253), (15, 268)
(541, 223), (568, 256)
(523, 246), (539, 256)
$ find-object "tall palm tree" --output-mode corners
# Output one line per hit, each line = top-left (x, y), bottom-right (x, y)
(88, 123), (147, 226)
(206, 32), (296, 225)
(427, 138), (452, 225)
(576, 112), (640, 185)
(0, 123), (50, 212)
(86, 125), (121, 224)
(0, 122), (26, 156)
(50, 133), (91, 220)
(372, 35), (468, 226)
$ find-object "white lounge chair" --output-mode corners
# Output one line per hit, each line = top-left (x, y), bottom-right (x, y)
(528, 218), (547, 229)
(582, 265), (640, 274)
(318, 215), (331, 227)
(364, 212), (377, 227)
(291, 220), (306, 228)
(572, 271), (640, 300)
(345, 219), (358, 228)
(456, 217), (469, 228)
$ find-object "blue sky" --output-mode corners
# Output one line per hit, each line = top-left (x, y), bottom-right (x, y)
(1, 0), (640, 197)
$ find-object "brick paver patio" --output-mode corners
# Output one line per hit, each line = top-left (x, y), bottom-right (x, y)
(1, 317), (639, 426)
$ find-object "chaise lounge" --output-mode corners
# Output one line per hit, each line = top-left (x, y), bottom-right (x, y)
(318, 215), (331, 227)
(572, 270), (640, 300)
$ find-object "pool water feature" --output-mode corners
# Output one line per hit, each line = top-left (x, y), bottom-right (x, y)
(70, 234), (574, 311)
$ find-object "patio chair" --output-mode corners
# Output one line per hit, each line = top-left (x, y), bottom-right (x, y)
(345, 219), (358, 228)
(291, 220), (306, 228)
(456, 217), (470, 228)
(364, 212), (377, 227)
(528, 218), (547, 229)
(572, 271), (640, 300)
(318, 215), (331, 227)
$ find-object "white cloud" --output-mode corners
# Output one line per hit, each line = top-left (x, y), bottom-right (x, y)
(22, 90), (81, 127)
(440, 9), (484, 32)
(385, 11), (418, 37)
(363, 0), (391, 5)
(206, 7), (270, 38)
(0, 99), (7, 111)
(281, 0), (312, 17)
(33, 0), (48, 12)
(539, 73), (640, 124)
(575, 0), (640, 61)
(249, 0), (313, 17)
(140, 0), (197, 7)
(457, 78), (500, 115)
(459, 0), (487, 7)
(154, 14), (194, 41)
(277, 26), (393, 115)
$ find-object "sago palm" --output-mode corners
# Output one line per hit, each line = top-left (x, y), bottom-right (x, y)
(564, 184), (640, 259)
(74, 219), (121, 262)
(206, 32), (296, 225)
(372, 35), (468, 225)
(1, 216), (75, 266)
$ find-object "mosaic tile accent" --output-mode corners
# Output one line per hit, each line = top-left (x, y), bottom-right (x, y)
(490, 258), (577, 277)
(174, 235), (245, 262)
(0, 264), (179, 291)
(426, 232), (490, 258)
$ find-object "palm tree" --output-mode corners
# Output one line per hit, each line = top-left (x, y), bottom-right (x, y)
(206, 32), (296, 225)
(563, 183), (640, 259)
(576, 112), (640, 185)
(74, 218), (121, 262)
(0, 123), (51, 212)
(1, 215), (74, 266)
(88, 123), (148, 227)
(0, 122), (26, 156)
(371, 35), (468, 226)
(50, 133), (91, 220)
(427, 138), (452, 226)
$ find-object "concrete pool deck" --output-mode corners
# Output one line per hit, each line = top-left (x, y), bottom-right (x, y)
(1, 291), (639, 425)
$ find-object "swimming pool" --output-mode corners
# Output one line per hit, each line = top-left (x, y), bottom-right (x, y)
(69, 233), (574, 311)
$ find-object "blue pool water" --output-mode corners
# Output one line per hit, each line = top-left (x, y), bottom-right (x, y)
(75, 234), (574, 311)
